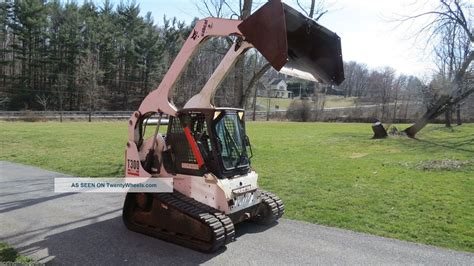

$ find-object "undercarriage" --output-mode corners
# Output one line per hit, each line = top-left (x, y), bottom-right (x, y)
(123, 189), (284, 252)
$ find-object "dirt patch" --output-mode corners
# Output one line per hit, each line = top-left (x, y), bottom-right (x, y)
(416, 159), (474, 171)
(349, 152), (368, 159)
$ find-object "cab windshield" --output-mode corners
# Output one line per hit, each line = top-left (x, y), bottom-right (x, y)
(214, 113), (248, 170)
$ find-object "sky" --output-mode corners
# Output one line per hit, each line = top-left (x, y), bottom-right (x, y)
(105, 0), (441, 78)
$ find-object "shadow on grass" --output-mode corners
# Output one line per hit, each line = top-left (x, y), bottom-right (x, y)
(402, 137), (474, 154)
(362, 125), (474, 154)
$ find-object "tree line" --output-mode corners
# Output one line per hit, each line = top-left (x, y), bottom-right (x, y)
(0, 0), (191, 111)
(1, 0), (469, 126)
(0, 0), (273, 112)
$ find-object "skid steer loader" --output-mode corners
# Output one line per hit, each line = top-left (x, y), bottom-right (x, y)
(123, 0), (344, 252)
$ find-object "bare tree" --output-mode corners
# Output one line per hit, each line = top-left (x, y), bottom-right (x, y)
(196, 0), (228, 18)
(432, 16), (470, 126)
(392, 74), (407, 121)
(296, 0), (332, 20)
(194, 0), (253, 107)
(78, 50), (103, 122)
(399, 0), (473, 137)
(52, 74), (67, 123)
(365, 68), (395, 121)
(241, 0), (333, 108)
(195, 0), (332, 108)
(338, 61), (369, 97)
(35, 94), (50, 111)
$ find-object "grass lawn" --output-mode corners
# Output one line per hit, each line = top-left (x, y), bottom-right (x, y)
(323, 95), (357, 108)
(0, 121), (473, 252)
(0, 242), (33, 263)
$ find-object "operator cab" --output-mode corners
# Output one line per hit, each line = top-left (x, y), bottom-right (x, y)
(165, 108), (252, 178)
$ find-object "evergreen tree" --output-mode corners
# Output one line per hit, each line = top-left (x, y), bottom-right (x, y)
(8, 0), (48, 109)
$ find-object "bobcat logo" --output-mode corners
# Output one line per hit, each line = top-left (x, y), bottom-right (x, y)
(191, 30), (198, 40)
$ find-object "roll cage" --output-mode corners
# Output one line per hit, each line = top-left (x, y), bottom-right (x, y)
(165, 108), (251, 178)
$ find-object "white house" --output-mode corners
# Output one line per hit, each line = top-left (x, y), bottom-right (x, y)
(257, 79), (293, 98)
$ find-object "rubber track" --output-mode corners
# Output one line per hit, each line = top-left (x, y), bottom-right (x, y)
(154, 191), (235, 250)
(260, 190), (285, 219)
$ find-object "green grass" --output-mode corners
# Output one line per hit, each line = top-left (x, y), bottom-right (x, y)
(256, 96), (294, 109)
(0, 121), (473, 252)
(324, 95), (357, 108)
(0, 242), (33, 263)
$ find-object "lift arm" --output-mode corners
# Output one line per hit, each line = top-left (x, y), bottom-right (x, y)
(138, 18), (243, 117)
(184, 41), (253, 109)
(128, 18), (243, 141)
(128, 0), (345, 142)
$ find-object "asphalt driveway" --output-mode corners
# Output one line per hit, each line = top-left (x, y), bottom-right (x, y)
(0, 161), (472, 265)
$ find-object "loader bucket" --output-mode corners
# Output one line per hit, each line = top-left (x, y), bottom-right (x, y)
(238, 0), (344, 85)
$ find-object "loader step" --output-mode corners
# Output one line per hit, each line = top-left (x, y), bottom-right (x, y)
(122, 191), (235, 253)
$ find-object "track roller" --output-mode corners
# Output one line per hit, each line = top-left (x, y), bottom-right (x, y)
(123, 191), (235, 253)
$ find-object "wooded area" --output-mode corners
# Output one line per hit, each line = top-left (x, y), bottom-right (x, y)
(401, 0), (473, 136)
(0, 0), (185, 111)
(0, 0), (472, 127)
